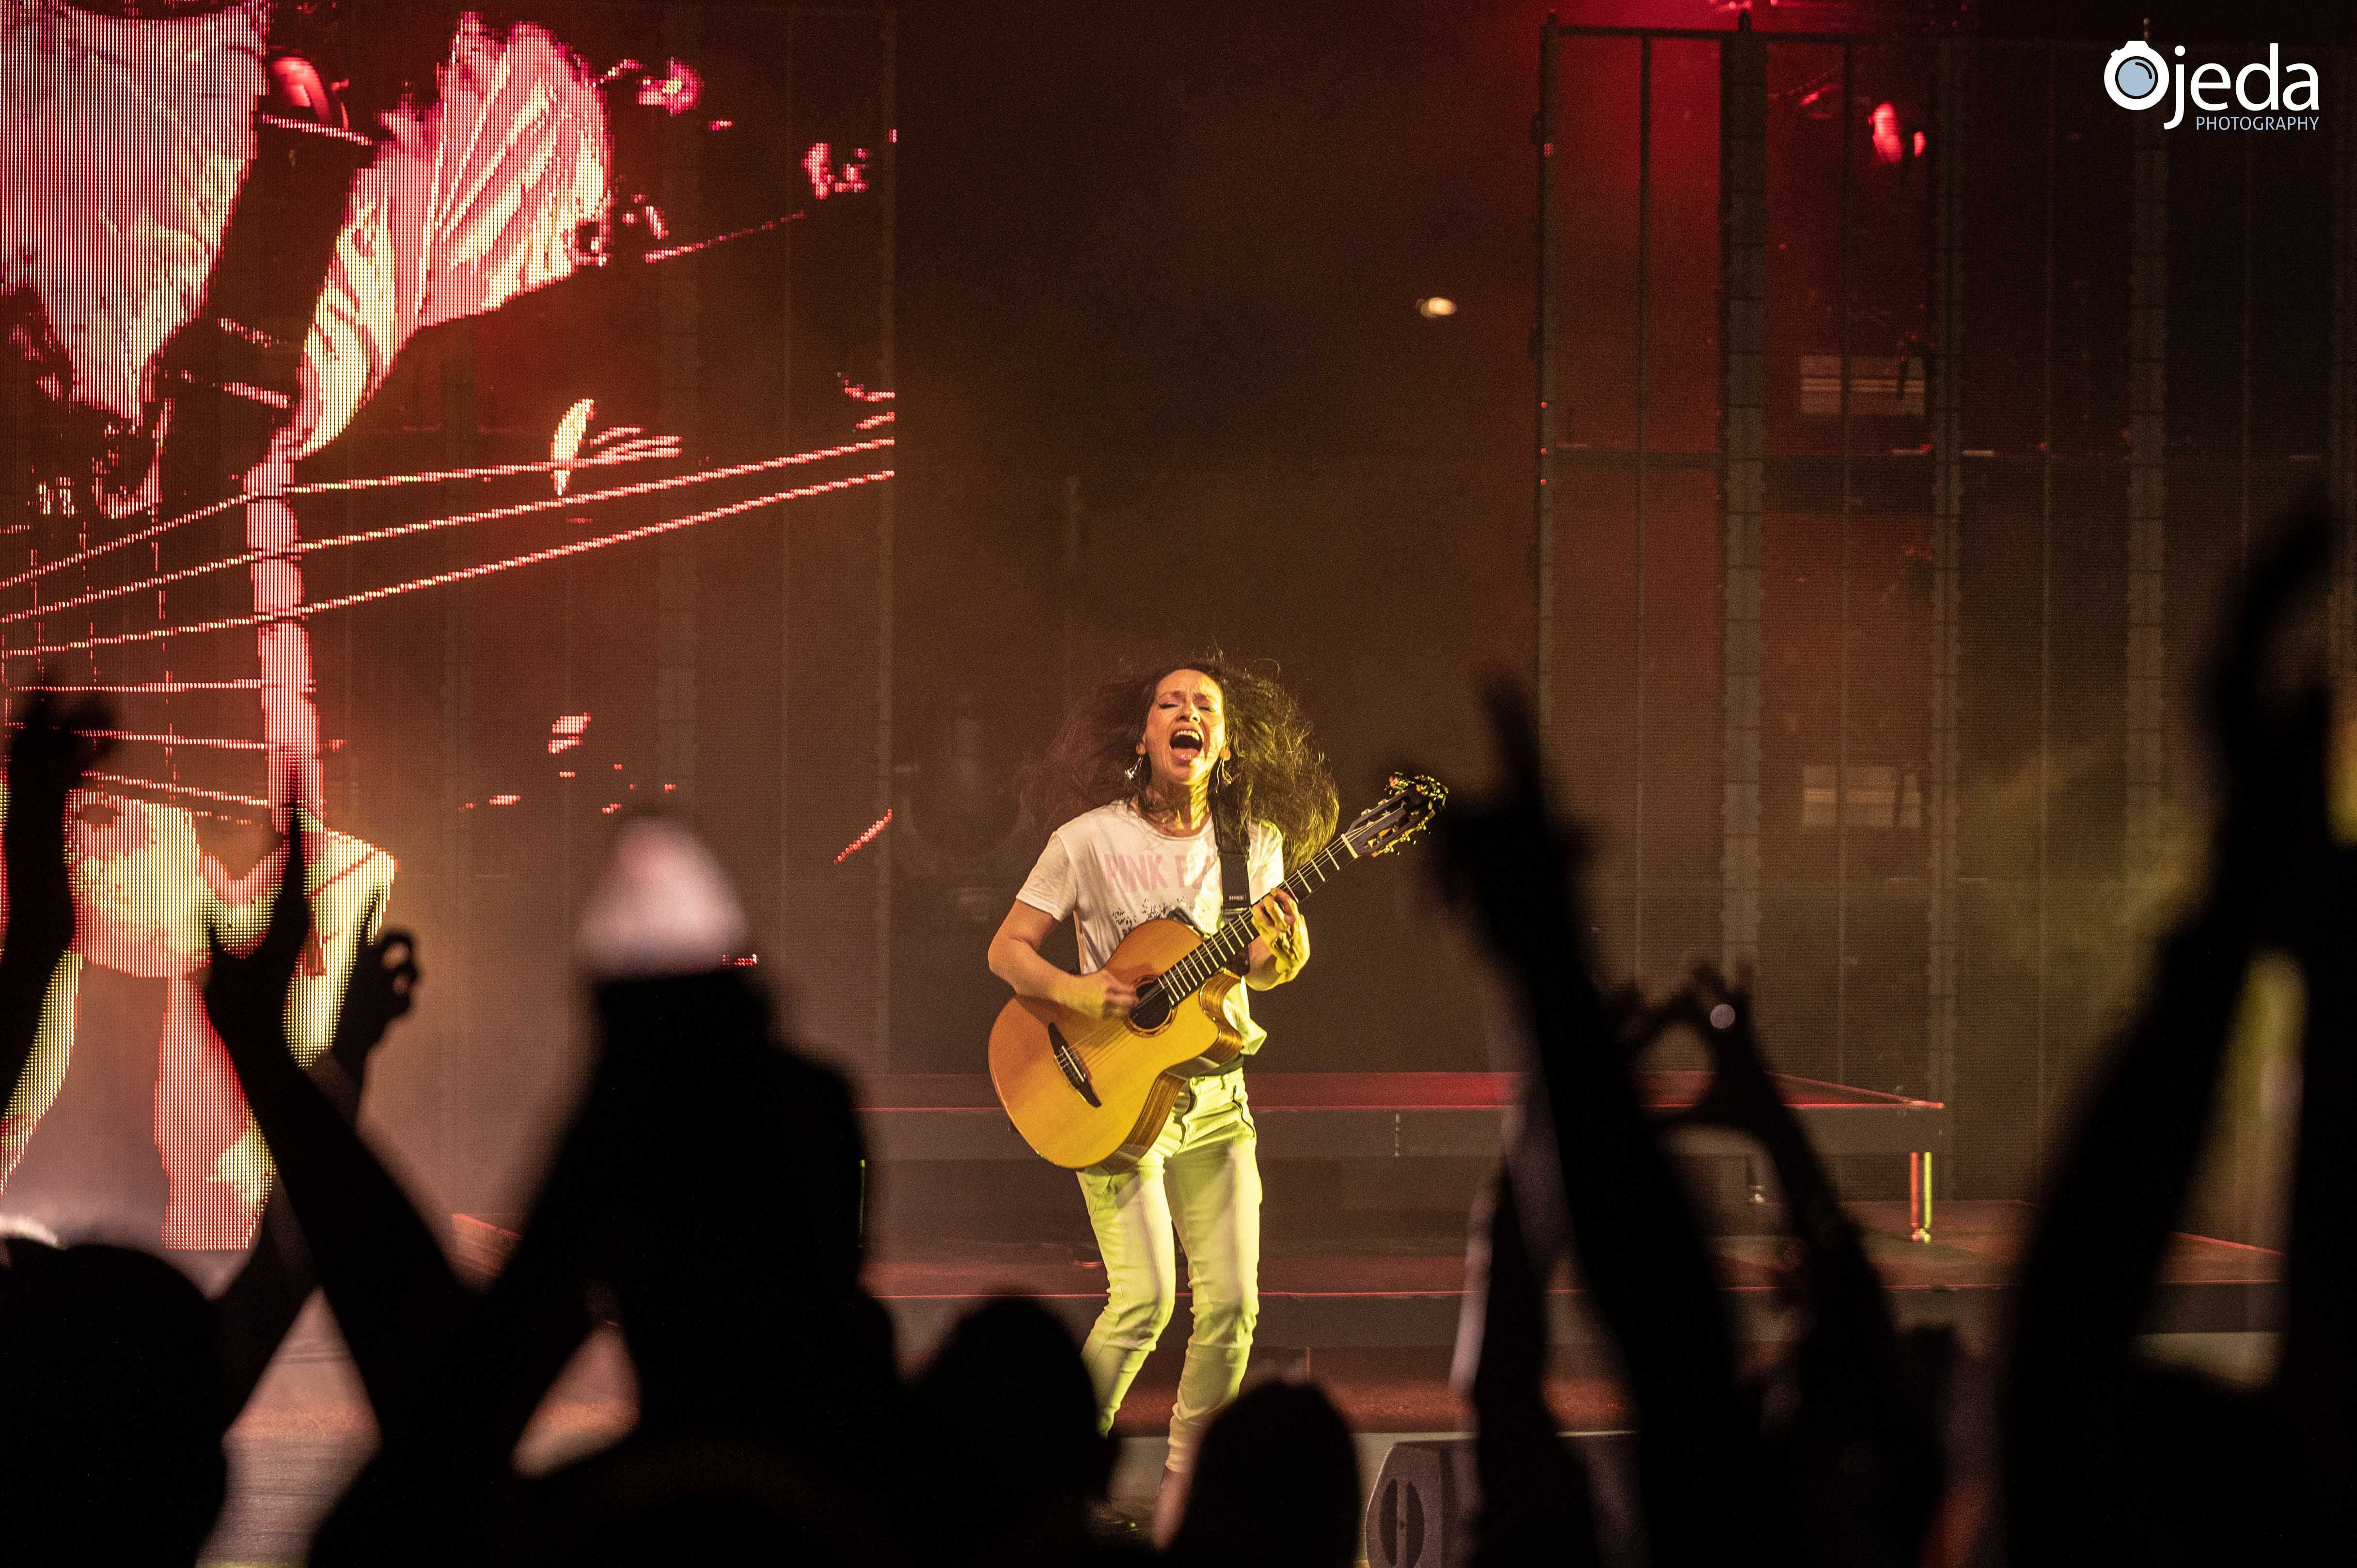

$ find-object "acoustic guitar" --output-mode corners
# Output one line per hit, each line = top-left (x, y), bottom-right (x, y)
(989, 774), (1446, 1171)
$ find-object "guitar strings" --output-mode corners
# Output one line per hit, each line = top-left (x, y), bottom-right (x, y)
(1, 469), (893, 661)
(0, 439), (894, 630)
(1155, 838), (1352, 1002)
(0, 442), (711, 598)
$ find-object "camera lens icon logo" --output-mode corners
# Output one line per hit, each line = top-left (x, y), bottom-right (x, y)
(2105, 41), (2170, 110)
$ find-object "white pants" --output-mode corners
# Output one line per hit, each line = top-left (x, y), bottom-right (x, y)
(1076, 1067), (1261, 1474)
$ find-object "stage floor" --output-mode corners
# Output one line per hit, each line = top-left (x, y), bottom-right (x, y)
(874, 1197), (2282, 1354)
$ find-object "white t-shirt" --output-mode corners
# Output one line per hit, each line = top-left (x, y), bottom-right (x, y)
(1016, 800), (1286, 1054)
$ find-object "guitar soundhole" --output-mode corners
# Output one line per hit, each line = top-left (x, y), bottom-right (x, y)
(1130, 976), (1171, 1032)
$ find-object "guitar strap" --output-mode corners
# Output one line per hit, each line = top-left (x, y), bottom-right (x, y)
(1217, 810), (1253, 976)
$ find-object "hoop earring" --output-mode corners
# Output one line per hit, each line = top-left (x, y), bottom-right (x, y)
(1128, 755), (1146, 782)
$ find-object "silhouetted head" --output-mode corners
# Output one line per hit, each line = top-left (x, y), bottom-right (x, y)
(1168, 1380), (1360, 1568)
(563, 818), (893, 1455)
(912, 1297), (1113, 1559)
(508, 1433), (902, 1568)
(0, 1240), (228, 1564)
(576, 815), (752, 980)
(578, 964), (882, 1427)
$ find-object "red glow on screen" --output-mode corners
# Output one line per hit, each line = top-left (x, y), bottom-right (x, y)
(833, 808), (893, 864)
(84, 771), (269, 810)
(0, 5), (894, 1251)
(802, 142), (870, 200)
(636, 59), (702, 115)
(1871, 102), (1903, 164)
(1912, 129), (1927, 159)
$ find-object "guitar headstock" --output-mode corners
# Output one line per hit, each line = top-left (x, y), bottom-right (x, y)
(1340, 773), (1447, 858)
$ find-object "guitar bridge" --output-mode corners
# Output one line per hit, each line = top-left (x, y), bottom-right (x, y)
(1046, 1022), (1101, 1107)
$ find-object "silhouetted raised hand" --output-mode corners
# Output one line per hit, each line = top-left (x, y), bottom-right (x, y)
(211, 886), (428, 1418)
(1430, 682), (1798, 1568)
(2006, 507), (2346, 1566)
(0, 688), (110, 1113)
(1428, 686), (1580, 983)
(2271, 737), (2357, 1545)
(201, 808), (313, 1057)
(314, 892), (418, 1119)
(202, 821), (468, 1426)
(1666, 968), (1864, 1283)
(1465, 1170), (1602, 1568)
(1668, 967), (1941, 1568)
(2207, 516), (2335, 930)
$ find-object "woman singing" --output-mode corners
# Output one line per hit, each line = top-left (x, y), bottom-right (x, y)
(988, 655), (1336, 1535)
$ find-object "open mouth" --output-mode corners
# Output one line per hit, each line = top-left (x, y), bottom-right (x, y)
(1169, 726), (1205, 764)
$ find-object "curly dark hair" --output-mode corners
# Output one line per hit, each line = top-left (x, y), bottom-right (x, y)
(1021, 651), (1339, 868)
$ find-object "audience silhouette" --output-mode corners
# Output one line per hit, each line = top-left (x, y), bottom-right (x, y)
(0, 510), (2352, 1565)
(911, 1294), (1124, 1567)
(0, 698), (416, 1565)
(1164, 1380), (1360, 1568)
(2004, 510), (2357, 1566)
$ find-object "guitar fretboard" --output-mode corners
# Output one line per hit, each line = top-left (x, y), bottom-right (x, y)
(1145, 834), (1358, 1006)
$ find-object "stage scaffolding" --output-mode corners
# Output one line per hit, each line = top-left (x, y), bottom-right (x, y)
(1535, 18), (2353, 1221)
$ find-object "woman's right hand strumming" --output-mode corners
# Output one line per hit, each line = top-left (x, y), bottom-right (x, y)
(990, 900), (1135, 1018)
(1061, 969), (1138, 1020)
